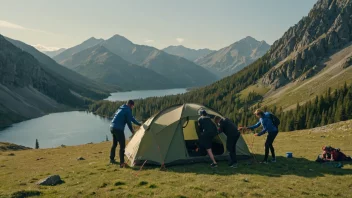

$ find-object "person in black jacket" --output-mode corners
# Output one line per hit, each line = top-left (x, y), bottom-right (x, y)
(198, 110), (218, 168)
(215, 116), (240, 168)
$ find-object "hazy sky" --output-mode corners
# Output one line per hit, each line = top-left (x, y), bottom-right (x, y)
(0, 0), (317, 51)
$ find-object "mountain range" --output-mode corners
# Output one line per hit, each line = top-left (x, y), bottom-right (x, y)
(91, 0), (352, 129)
(54, 35), (218, 89)
(65, 45), (176, 90)
(0, 35), (116, 128)
(194, 36), (270, 77)
(162, 45), (215, 62)
(54, 37), (105, 64)
(4, 0), (351, 130)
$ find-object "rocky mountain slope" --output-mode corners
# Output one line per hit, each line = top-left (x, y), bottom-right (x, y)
(53, 37), (104, 64)
(57, 35), (218, 88)
(101, 35), (218, 87)
(262, 0), (352, 89)
(66, 45), (178, 90)
(162, 45), (214, 62)
(6, 37), (117, 98)
(0, 35), (114, 128)
(243, 0), (352, 110)
(195, 36), (270, 77)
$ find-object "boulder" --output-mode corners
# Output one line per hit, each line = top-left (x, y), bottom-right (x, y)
(36, 175), (63, 186)
(77, 157), (85, 161)
(342, 57), (352, 69)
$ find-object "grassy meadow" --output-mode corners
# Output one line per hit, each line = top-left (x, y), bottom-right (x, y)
(1, 120), (352, 198)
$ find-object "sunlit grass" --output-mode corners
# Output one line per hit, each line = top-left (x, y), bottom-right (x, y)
(0, 120), (352, 197)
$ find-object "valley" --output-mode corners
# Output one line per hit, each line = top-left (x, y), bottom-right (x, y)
(1, 0), (352, 197)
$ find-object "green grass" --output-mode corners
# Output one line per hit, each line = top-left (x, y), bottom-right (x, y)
(261, 46), (352, 110)
(239, 84), (270, 100)
(1, 120), (352, 197)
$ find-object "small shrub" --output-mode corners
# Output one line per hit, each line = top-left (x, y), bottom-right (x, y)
(114, 181), (126, 186)
(149, 184), (157, 189)
(219, 192), (229, 197)
(11, 190), (41, 198)
(175, 196), (187, 198)
(138, 181), (148, 186)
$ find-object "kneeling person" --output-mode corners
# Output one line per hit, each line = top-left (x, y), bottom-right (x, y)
(198, 110), (218, 168)
(214, 116), (240, 168)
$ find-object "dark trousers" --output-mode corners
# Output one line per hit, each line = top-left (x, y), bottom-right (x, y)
(110, 128), (126, 163)
(264, 131), (278, 161)
(227, 133), (240, 164)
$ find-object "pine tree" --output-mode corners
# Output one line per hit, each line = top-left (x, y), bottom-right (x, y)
(320, 111), (327, 126)
(35, 139), (39, 149)
(106, 135), (109, 141)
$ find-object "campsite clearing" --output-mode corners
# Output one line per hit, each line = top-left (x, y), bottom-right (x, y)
(0, 120), (352, 198)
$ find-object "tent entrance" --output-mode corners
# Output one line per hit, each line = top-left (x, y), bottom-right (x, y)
(182, 120), (224, 157)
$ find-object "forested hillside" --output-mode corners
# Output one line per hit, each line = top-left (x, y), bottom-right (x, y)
(89, 0), (352, 131)
(89, 81), (352, 132)
(89, 55), (271, 120)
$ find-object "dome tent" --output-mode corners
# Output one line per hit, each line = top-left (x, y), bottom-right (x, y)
(125, 103), (251, 166)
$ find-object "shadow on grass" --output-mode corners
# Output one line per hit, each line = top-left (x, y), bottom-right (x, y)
(154, 154), (352, 178)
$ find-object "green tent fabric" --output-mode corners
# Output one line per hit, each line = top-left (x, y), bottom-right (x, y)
(125, 103), (251, 166)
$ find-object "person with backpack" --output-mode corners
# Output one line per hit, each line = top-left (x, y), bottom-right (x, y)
(318, 146), (352, 162)
(110, 100), (142, 167)
(214, 116), (240, 168)
(239, 109), (279, 164)
(198, 110), (219, 168)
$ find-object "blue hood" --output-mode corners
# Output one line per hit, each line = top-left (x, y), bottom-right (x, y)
(110, 104), (141, 132)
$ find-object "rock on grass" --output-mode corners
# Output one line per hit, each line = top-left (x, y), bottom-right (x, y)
(77, 157), (85, 160)
(36, 175), (63, 186)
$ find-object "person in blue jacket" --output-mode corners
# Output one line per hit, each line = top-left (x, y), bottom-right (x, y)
(239, 109), (279, 164)
(110, 100), (141, 167)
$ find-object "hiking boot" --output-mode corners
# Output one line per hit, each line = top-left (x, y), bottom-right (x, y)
(260, 160), (268, 164)
(120, 163), (126, 168)
(210, 163), (218, 168)
(271, 158), (277, 163)
(110, 159), (118, 164)
(230, 163), (238, 168)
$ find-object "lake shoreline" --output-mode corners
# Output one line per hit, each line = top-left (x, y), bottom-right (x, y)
(105, 88), (187, 102)
(0, 88), (187, 148)
(0, 106), (82, 130)
(2, 88), (189, 129)
(0, 111), (115, 148)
